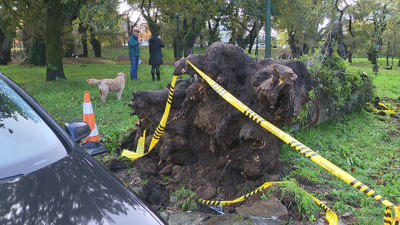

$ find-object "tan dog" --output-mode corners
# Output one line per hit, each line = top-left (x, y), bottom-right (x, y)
(86, 72), (126, 102)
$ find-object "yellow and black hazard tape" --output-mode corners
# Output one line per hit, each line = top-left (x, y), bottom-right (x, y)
(186, 61), (398, 223)
(385, 206), (393, 225)
(199, 181), (338, 225)
(121, 75), (178, 160)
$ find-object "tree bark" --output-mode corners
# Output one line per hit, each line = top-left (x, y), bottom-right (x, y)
(371, 50), (377, 65)
(0, 26), (14, 65)
(347, 52), (353, 63)
(288, 29), (301, 59)
(78, 22), (88, 57)
(207, 19), (220, 46)
(320, 21), (347, 60)
(89, 33), (101, 57)
(28, 35), (46, 66)
(246, 21), (262, 55)
(182, 18), (200, 57)
(289, 73), (373, 130)
(45, 0), (66, 81)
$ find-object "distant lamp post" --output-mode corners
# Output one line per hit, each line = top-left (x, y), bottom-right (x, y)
(13, 39), (17, 60)
(265, 0), (271, 58)
(176, 13), (179, 60)
(255, 36), (259, 57)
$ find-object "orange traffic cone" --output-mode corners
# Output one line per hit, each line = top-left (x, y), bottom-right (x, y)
(82, 91), (108, 155)
(393, 205), (400, 225)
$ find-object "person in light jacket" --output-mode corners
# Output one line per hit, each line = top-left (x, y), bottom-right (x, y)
(148, 33), (165, 81)
(128, 29), (142, 80)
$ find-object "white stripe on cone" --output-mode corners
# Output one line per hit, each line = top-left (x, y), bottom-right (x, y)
(89, 124), (99, 137)
(84, 102), (94, 114)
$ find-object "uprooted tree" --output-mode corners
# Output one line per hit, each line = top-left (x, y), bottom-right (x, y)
(120, 42), (373, 206)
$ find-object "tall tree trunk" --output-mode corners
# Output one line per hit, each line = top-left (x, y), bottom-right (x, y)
(236, 35), (247, 49)
(320, 21), (347, 60)
(90, 33), (101, 57)
(207, 19), (220, 46)
(288, 30), (300, 58)
(0, 27), (14, 65)
(246, 22), (262, 55)
(45, 0), (66, 81)
(139, 1), (160, 35)
(371, 50), (377, 65)
(182, 18), (200, 57)
(28, 35), (46, 66)
(183, 42), (194, 57)
(347, 14), (354, 63)
(173, 43), (183, 59)
(347, 52), (353, 63)
(78, 22), (88, 57)
(386, 42), (390, 66)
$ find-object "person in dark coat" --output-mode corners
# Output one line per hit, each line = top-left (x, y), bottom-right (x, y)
(148, 33), (165, 81)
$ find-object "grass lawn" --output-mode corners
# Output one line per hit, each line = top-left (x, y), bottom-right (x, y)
(0, 47), (399, 224)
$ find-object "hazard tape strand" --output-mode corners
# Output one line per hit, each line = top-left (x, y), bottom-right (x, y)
(199, 181), (338, 225)
(186, 61), (397, 223)
(121, 75), (178, 160)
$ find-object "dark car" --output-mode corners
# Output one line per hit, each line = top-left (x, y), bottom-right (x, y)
(0, 72), (167, 225)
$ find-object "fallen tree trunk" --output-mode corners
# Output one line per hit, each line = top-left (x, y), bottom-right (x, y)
(120, 42), (372, 205)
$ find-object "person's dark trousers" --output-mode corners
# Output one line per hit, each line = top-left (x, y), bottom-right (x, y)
(151, 65), (161, 81)
(130, 56), (139, 80)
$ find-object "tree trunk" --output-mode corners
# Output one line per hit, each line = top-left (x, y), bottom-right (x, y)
(26, 35), (46, 66)
(45, 0), (66, 81)
(182, 18), (200, 57)
(290, 74), (373, 131)
(141, 13), (160, 36)
(320, 21), (347, 60)
(207, 19), (220, 46)
(288, 31), (301, 59)
(173, 43), (183, 59)
(386, 42), (390, 66)
(183, 42), (194, 57)
(235, 35), (247, 49)
(90, 33), (101, 57)
(78, 22), (88, 57)
(0, 26), (14, 65)
(246, 21), (262, 55)
(347, 51), (353, 63)
(371, 50), (377, 65)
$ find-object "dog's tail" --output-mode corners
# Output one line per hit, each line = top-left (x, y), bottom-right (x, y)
(86, 79), (102, 85)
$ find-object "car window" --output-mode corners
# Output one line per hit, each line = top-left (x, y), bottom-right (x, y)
(0, 80), (67, 180)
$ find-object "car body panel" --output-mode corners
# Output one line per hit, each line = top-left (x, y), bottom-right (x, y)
(0, 72), (167, 225)
(0, 150), (165, 225)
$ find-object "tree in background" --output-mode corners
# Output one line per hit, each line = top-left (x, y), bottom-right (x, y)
(78, 0), (120, 57)
(354, 0), (394, 65)
(126, 0), (224, 58)
(382, 2), (400, 68)
(2, 0), (47, 66)
(0, 8), (16, 65)
(1, 0), (85, 80)
(224, 0), (270, 54)
(274, 0), (327, 59)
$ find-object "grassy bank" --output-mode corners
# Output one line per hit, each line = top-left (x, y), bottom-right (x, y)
(1, 47), (399, 224)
